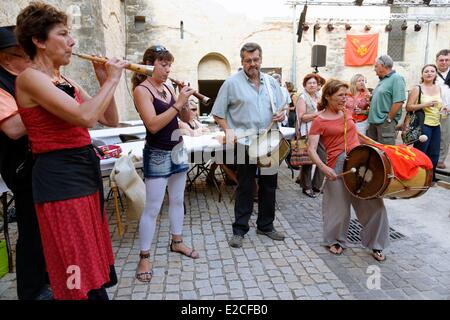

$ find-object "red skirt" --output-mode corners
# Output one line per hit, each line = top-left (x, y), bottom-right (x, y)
(35, 192), (115, 300)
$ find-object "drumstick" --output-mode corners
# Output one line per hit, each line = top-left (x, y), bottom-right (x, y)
(406, 134), (428, 145)
(337, 167), (356, 177)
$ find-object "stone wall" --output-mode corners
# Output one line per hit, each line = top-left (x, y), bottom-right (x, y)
(124, 1), (449, 99)
(0, 0), (130, 121)
(2, 0), (450, 121)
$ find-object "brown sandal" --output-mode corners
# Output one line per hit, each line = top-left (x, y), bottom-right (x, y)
(170, 239), (199, 259)
(372, 250), (386, 262)
(135, 252), (153, 283)
(328, 243), (344, 255)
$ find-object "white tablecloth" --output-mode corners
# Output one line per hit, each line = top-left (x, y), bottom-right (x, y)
(89, 126), (146, 145)
(279, 127), (295, 140)
(99, 128), (295, 173)
(119, 120), (143, 126)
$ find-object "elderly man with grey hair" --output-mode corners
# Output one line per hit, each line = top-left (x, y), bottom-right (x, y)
(367, 54), (406, 145)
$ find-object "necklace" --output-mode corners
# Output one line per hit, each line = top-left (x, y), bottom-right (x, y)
(156, 88), (167, 100)
(147, 78), (167, 99)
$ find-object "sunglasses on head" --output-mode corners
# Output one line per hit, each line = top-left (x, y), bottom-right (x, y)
(151, 45), (168, 53)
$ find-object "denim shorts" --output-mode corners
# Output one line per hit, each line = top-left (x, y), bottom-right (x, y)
(143, 146), (188, 178)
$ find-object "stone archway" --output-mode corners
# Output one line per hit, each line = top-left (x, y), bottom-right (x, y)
(197, 53), (231, 115)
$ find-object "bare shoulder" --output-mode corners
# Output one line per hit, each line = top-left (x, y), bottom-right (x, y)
(17, 68), (57, 92)
(409, 85), (420, 95)
(16, 67), (41, 87)
(133, 85), (154, 109)
(133, 84), (153, 98)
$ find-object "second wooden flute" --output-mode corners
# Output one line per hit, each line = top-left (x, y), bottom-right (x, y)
(169, 77), (211, 106)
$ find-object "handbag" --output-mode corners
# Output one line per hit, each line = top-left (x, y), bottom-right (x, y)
(402, 85), (425, 144)
(289, 119), (313, 168)
(94, 145), (122, 160)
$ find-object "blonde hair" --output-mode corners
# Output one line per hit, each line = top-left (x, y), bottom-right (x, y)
(349, 74), (365, 96)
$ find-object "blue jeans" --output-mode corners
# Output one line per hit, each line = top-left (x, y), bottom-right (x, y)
(414, 124), (441, 181)
(143, 146), (188, 178)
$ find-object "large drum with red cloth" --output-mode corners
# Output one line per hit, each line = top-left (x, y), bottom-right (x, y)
(343, 144), (433, 200)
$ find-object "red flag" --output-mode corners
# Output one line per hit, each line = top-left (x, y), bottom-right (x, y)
(374, 144), (433, 180)
(345, 34), (378, 66)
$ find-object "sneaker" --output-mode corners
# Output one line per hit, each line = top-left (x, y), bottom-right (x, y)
(228, 234), (244, 248)
(256, 229), (285, 241)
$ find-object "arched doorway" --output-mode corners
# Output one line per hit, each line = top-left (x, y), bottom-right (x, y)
(197, 53), (231, 115)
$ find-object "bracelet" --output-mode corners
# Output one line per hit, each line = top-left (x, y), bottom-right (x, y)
(171, 105), (180, 113)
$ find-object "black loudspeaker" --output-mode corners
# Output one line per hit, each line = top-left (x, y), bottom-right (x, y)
(311, 45), (327, 67)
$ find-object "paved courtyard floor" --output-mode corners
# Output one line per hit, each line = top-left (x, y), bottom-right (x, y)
(1, 165), (449, 300)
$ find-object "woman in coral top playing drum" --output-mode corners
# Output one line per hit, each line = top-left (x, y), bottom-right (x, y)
(307, 79), (390, 262)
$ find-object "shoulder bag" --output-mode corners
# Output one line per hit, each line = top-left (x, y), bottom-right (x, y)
(289, 117), (313, 168)
(402, 85), (425, 144)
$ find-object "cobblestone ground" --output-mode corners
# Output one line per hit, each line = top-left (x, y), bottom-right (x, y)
(1, 165), (449, 300)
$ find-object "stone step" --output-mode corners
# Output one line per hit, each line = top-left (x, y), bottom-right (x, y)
(436, 180), (450, 190)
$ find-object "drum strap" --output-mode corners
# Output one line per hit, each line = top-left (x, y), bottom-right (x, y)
(263, 74), (280, 131)
(344, 111), (348, 155)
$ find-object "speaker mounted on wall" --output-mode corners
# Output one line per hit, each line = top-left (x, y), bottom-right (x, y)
(311, 45), (327, 73)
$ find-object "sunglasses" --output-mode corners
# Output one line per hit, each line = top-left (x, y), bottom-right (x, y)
(242, 57), (261, 64)
(151, 45), (168, 53)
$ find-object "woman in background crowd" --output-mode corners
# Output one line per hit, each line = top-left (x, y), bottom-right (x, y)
(179, 99), (209, 136)
(345, 74), (371, 134)
(406, 64), (448, 182)
(295, 73), (325, 198)
(286, 81), (297, 128)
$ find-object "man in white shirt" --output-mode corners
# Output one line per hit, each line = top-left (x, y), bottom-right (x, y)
(436, 49), (450, 169)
